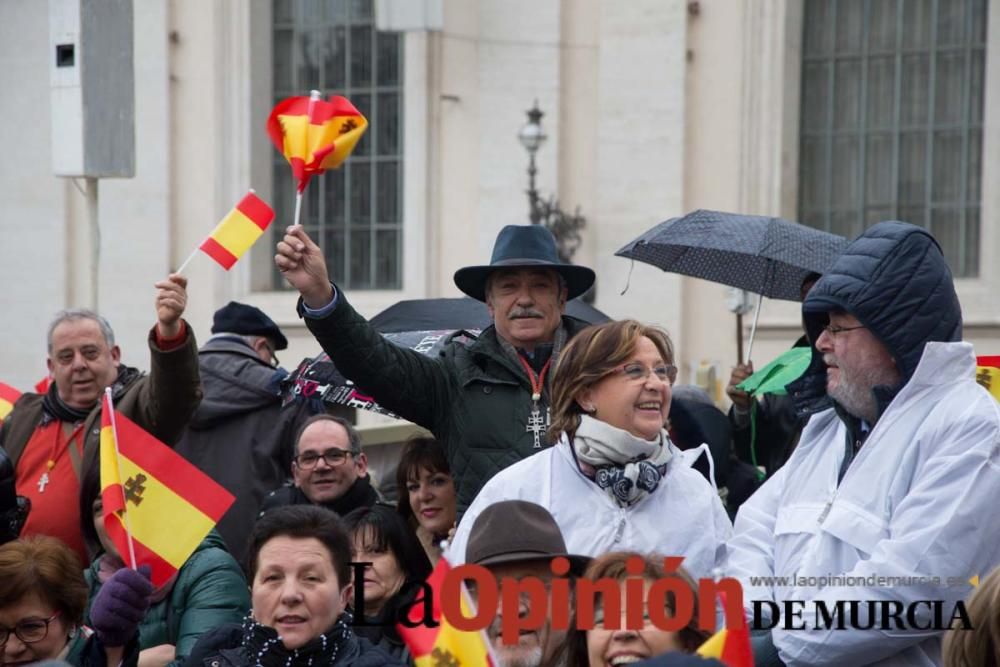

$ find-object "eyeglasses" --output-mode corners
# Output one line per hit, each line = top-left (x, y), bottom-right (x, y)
(0, 611), (61, 646)
(611, 363), (678, 384)
(263, 341), (280, 368)
(294, 449), (355, 469)
(823, 323), (866, 337)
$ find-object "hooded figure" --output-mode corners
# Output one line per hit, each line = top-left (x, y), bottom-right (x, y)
(727, 221), (1000, 667)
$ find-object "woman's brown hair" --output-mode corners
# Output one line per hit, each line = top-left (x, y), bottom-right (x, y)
(943, 565), (1000, 666)
(546, 551), (710, 667)
(0, 537), (89, 626)
(394, 437), (452, 526)
(548, 320), (675, 443)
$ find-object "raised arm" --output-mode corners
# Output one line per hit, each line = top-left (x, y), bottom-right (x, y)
(275, 225), (454, 430)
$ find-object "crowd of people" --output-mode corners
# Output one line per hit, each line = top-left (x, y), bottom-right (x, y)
(1, 219), (998, 667)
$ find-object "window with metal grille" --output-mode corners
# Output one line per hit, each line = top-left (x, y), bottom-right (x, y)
(272, 0), (403, 289)
(798, 0), (986, 277)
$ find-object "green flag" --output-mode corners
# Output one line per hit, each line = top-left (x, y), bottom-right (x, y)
(736, 346), (812, 396)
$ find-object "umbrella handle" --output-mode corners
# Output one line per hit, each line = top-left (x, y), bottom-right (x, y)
(746, 293), (764, 362)
(736, 313), (744, 366)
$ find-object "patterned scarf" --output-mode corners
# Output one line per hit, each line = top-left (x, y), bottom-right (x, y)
(241, 612), (355, 667)
(573, 415), (673, 507)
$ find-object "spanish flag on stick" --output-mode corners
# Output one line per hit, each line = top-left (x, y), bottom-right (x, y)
(0, 382), (21, 420)
(193, 191), (275, 271)
(397, 557), (496, 667)
(267, 91), (368, 195)
(100, 388), (234, 586)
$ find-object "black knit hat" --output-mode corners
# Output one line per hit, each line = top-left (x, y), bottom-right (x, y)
(211, 301), (288, 350)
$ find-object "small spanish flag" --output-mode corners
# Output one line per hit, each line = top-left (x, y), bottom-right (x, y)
(0, 382), (21, 420)
(397, 557), (496, 667)
(199, 191), (275, 270)
(267, 93), (368, 194)
(696, 618), (753, 667)
(100, 390), (235, 586)
(976, 356), (1000, 402)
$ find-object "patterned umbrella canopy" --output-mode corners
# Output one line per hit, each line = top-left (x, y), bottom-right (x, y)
(616, 209), (850, 301)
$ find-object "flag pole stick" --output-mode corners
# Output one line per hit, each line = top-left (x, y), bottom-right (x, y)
(293, 191), (303, 227)
(105, 387), (138, 570)
(745, 293), (764, 363)
(175, 247), (200, 275)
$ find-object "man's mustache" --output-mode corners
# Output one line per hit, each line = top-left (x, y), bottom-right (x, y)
(508, 308), (544, 319)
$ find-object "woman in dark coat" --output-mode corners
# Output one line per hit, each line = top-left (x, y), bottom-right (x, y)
(342, 504), (433, 665)
(185, 505), (402, 667)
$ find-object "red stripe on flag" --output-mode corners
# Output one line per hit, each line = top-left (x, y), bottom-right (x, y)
(105, 515), (178, 587)
(199, 237), (238, 270)
(977, 356), (1000, 369)
(0, 382), (21, 404)
(113, 413), (234, 521)
(235, 193), (275, 231)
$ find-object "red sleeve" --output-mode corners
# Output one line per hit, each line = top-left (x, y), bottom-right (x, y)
(154, 320), (188, 351)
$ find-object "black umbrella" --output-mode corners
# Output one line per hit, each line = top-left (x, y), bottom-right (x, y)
(369, 297), (610, 333)
(616, 209), (849, 360)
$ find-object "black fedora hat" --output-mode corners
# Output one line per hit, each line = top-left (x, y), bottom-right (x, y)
(466, 500), (590, 575)
(453, 225), (596, 302)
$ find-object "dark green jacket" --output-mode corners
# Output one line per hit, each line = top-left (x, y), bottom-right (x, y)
(85, 533), (249, 667)
(302, 292), (591, 513)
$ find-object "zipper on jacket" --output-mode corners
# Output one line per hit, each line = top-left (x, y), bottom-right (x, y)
(613, 510), (627, 543)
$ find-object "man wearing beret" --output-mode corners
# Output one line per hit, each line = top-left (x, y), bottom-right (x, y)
(175, 301), (313, 559)
(275, 224), (596, 515)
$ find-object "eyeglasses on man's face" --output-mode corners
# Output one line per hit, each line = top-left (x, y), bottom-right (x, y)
(294, 448), (355, 469)
(611, 362), (678, 384)
(0, 611), (60, 646)
(822, 323), (866, 337)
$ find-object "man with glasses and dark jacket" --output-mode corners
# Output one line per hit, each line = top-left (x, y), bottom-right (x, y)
(258, 414), (380, 517)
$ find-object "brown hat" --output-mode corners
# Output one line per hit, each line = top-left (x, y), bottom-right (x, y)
(466, 500), (590, 574)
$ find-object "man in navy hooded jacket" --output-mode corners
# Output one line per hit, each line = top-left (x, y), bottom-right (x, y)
(727, 221), (1000, 667)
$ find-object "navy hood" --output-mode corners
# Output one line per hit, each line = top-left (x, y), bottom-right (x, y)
(801, 221), (961, 381)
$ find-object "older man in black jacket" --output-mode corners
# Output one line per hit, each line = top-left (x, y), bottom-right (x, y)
(275, 224), (595, 514)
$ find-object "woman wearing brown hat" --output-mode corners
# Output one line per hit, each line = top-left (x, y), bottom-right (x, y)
(448, 320), (731, 583)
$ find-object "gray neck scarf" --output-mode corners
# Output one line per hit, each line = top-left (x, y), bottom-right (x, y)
(573, 415), (673, 507)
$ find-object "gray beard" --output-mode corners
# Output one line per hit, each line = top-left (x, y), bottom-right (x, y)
(829, 365), (900, 423)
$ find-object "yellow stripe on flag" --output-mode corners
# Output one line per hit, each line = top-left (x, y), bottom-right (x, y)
(100, 424), (123, 491)
(109, 454), (216, 569)
(279, 114), (310, 160)
(697, 627), (728, 658)
(209, 209), (266, 260)
(0, 399), (14, 420)
(975, 366), (1000, 402)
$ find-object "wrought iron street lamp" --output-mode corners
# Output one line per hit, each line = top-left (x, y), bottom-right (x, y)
(517, 101), (587, 269)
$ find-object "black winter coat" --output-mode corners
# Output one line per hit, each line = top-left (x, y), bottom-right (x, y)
(300, 291), (591, 513)
(183, 624), (403, 667)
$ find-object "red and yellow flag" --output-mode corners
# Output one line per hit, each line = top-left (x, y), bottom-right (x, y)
(199, 191), (275, 270)
(397, 557), (496, 667)
(0, 382), (21, 420)
(696, 616), (753, 667)
(267, 93), (368, 194)
(99, 391), (234, 586)
(976, 356), (1000, 402)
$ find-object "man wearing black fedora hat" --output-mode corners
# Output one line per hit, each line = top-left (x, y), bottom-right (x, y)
(275, 224), (596, 514)
(174, 301), (315, 559)
(462, 500), (589, 667)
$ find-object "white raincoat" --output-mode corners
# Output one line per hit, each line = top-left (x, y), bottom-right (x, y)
(448, 435), (731, 582)
(728, 342), (1000, 666)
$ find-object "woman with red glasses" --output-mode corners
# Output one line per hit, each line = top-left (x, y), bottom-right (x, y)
(0, 536), (150, 666)
(448, 320), (731, 583)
